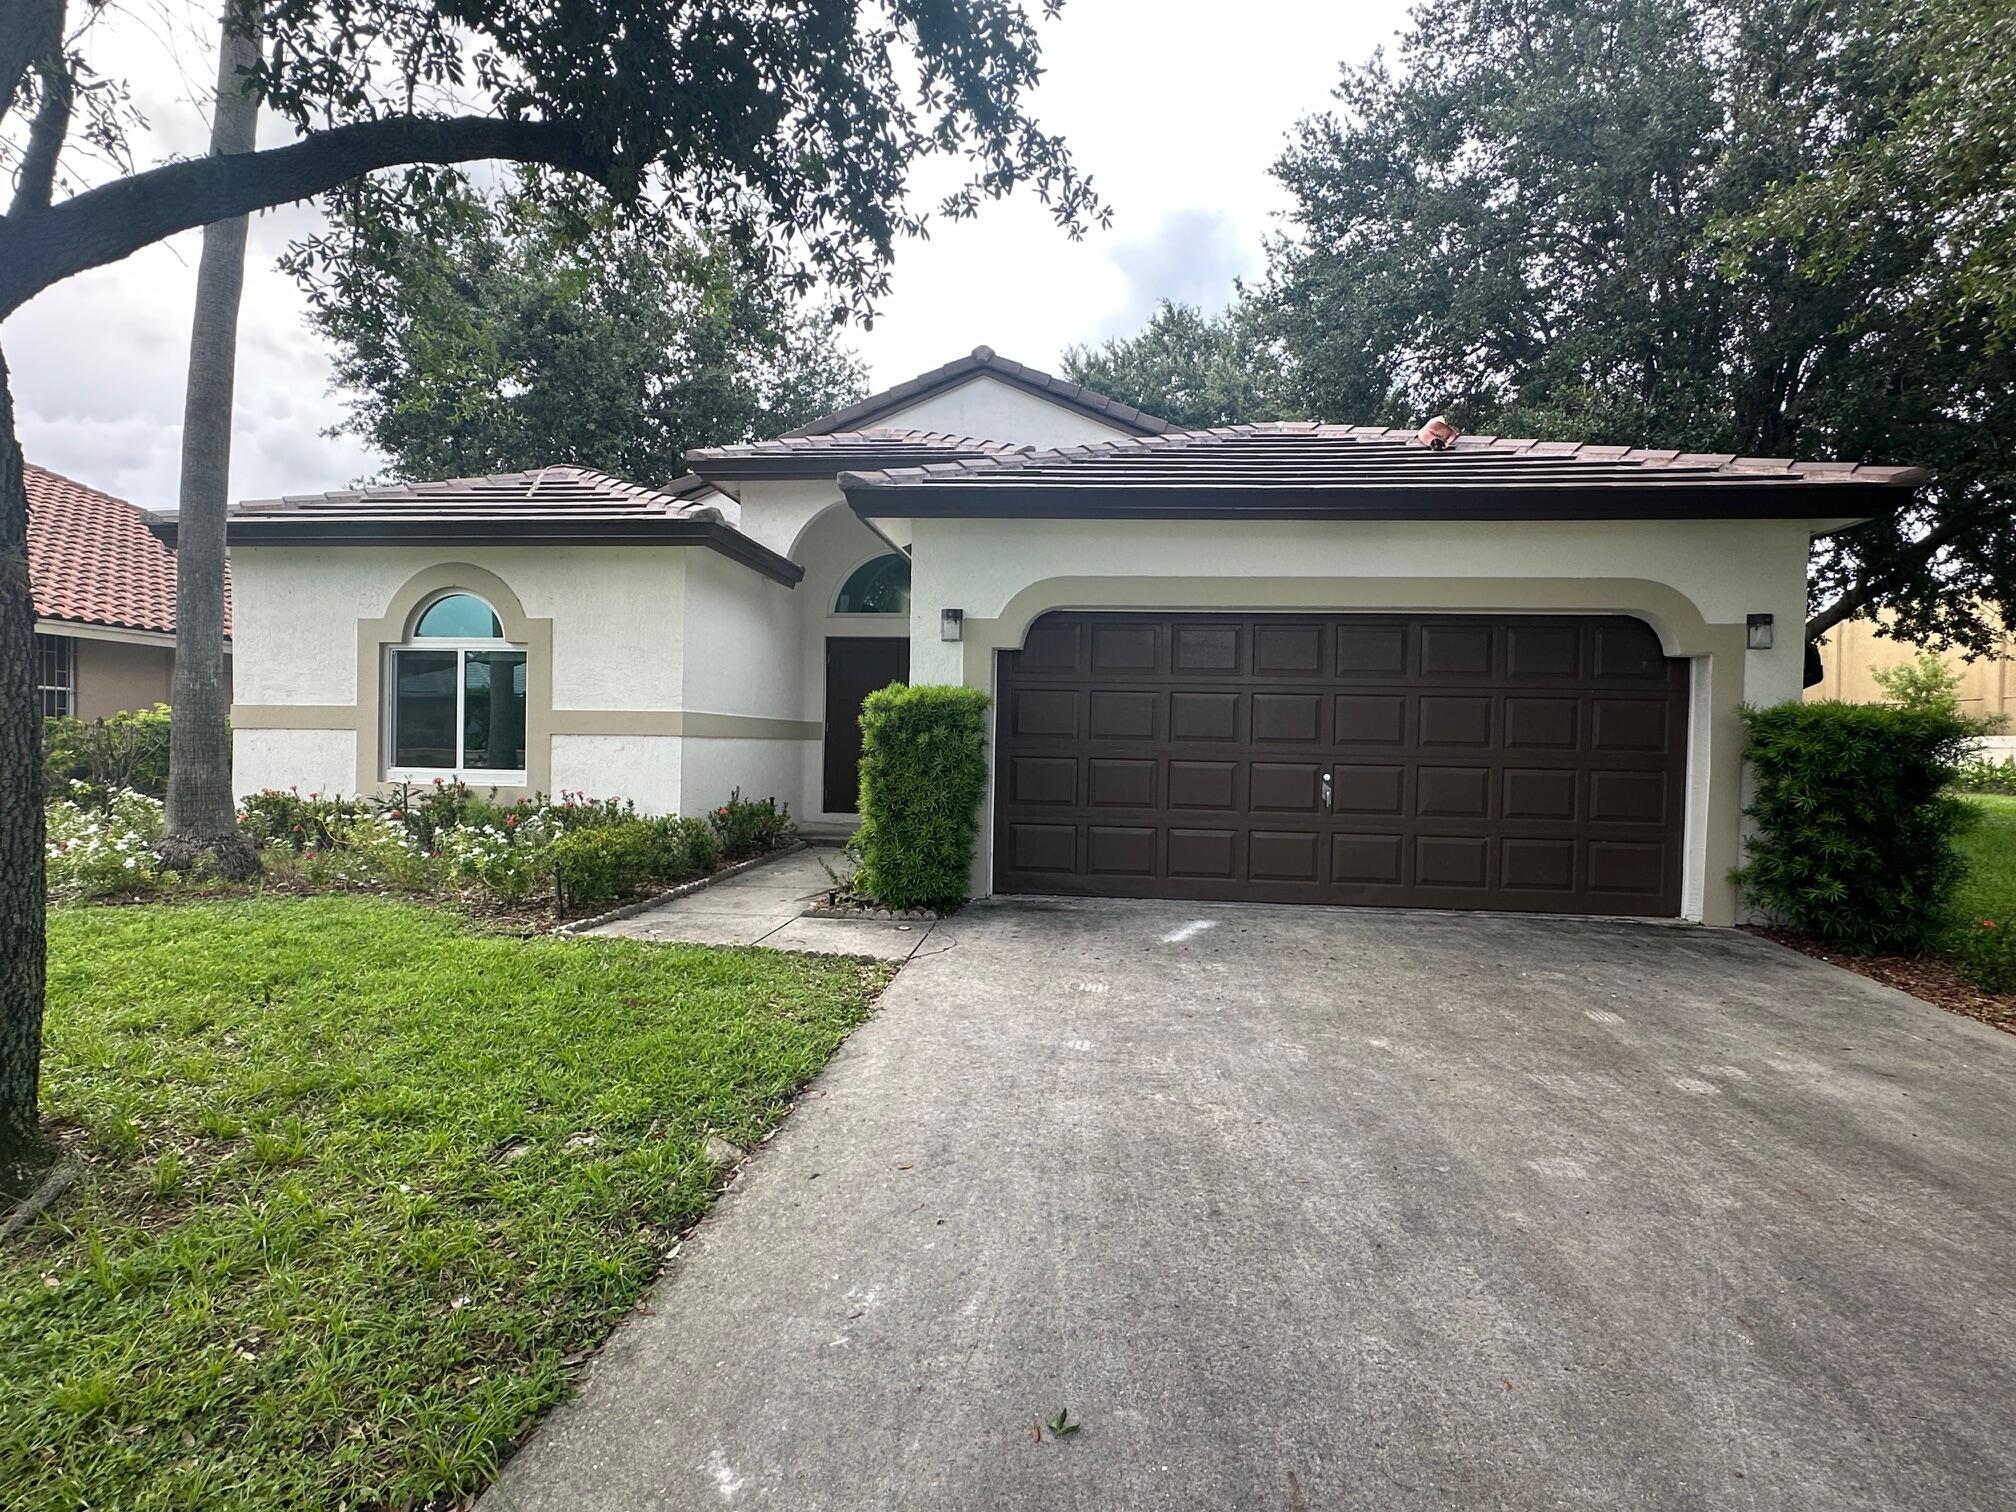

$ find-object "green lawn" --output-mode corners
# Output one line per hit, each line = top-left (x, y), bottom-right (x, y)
(1956, 793), (2016, 927)
(2, 897), (891, 1511)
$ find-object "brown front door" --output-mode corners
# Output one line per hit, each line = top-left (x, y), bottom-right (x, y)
(993, 612), (1688, 916)
(824, 637), (910, 814)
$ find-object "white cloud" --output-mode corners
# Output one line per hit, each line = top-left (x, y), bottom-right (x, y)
(1, 0), (1409, 504)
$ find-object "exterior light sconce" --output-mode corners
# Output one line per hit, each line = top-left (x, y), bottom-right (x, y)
(941, 608), (964, 642)
(1746, 613), (1775, 651)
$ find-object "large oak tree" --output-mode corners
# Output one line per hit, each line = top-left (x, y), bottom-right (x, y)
(0, 0), (1104, 1183)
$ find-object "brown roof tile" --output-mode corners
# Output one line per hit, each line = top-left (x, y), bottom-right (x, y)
(838, 422), (1927, 521)
(186, 465), (800, 585)
(25, 462), (226, 637)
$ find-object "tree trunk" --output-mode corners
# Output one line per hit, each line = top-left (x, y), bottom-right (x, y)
(0, 345), (50, 1193)
(161, 3), (261, 879)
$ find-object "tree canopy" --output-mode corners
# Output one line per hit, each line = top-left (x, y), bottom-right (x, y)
(296, 186), (866, 484)
(0, 0), (1103, 1175)
(1085, 0), (2016, 651)
(1061, 299), (1287, 429)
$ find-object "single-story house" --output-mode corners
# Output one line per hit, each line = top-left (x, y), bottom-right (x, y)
(27, 461), (230, 720)
(202, 346), (1920, 925)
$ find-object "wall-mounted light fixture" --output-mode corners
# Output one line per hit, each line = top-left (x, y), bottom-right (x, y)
(1746, 612), (1775, 651)
(940, 608), (964, 642)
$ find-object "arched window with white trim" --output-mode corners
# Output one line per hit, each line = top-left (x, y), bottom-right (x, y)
(388, 591), (527, 779)
(834, 553), (911, 616)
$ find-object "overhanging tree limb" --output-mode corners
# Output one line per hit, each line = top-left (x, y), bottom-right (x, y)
(1807, 498), (1990, 641)
(0, 113), (606, 317)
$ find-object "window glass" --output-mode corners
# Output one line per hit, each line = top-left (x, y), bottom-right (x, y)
(34, 633), (76, 719)
(462, 651), (528, 771)
(414, 593), (503, 639)
(391, 650), (458, 768)
(834, 554), (911, 615)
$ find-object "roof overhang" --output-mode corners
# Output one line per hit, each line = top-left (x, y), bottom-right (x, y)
(839, 478), (1903, 525)
(157, 515), (804, 586)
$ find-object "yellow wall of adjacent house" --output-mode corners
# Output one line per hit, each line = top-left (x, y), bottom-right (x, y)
(1808, 617), (2016, 724)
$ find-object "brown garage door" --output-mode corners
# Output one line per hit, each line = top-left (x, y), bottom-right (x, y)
(993, 612), (1689, 916)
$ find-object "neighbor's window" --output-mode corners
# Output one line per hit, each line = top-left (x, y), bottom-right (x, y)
(387, 592), (527, 779)
(35, 633), (76, 719)
(834, 553), (911, 615)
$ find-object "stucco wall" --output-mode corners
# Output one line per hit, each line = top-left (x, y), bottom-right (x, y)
(551, 734), (680, 812)
(237, 727), (355, 799)
(898, 513), (1823, 924)
(875, 374), (1139, 450)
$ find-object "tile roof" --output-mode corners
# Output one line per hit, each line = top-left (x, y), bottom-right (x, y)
(226, 464), (726, 523)
(786, 346), (1169, 439)
(179, 465), (800, 584)
(687, 427), (1031, 483)
(25, 462), (225, 637)
(839, 422), (1927, 521)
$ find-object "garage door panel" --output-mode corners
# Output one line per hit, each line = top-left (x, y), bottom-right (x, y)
(1171, 624), (1242, 674)
(1334, 763), (1405, 815)
(1420, 695), (1493, 746)
(1417, 766), (1491, 818)
(1168, 760), (1238, 809)
(1168, 828), (1238, 878)
(995, 612), (1686, 916)
(1250, 830), (1321, 882)
(1336, 693), (1407, 744)
(1420, 624), (1495, 677)
(1091, 622), (1160, 674)
(1332, 832), (1405, 884)
(1087, 826), (1157, 876)
(1337, 624), (1408, 677)
(1170, 691), (1240, 741)
(1254, 622), (1326, 674)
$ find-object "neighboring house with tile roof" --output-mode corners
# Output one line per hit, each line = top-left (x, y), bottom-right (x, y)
(26, 462), (230, 721)
(208, 344), (1922, 926)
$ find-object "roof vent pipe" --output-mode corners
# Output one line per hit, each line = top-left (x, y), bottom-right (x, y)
(1416, 415), (1460, 450)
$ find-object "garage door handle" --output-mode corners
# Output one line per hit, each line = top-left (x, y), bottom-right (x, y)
(1321, 770), (1333, 811)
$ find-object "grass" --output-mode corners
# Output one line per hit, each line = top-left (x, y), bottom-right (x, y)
(2, 896), (892, 1510)
(1955, 793), (2016, 926)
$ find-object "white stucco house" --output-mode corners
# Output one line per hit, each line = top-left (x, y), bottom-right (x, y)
(194, 345), (1921, 925)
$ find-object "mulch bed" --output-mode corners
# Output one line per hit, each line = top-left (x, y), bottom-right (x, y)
(1754, 929), (2016, 1036)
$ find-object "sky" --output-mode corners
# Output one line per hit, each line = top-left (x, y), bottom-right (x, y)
(1, 0), (1413, 511)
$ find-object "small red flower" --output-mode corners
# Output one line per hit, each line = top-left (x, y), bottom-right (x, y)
(1980, 918), (1998, 931)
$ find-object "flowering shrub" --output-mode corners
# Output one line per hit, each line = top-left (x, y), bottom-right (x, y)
(241, 788), (372, 852)
(708, 789), (794, 859)
(45, 787), (166, 898)
(441, 823), (551, 903)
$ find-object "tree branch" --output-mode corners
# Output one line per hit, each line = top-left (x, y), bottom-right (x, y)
(0, 0), (62, 128)
(8, 44), (73, 216)
(0, 113), (607, 318)
(1807, 498), (1988, 641)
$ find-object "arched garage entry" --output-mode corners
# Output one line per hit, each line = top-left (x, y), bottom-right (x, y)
(991, 610), (1690, 917)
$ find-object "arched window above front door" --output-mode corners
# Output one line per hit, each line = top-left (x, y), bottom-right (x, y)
(834, 553), (911, 616)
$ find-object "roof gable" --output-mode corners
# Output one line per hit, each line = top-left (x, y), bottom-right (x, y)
(786, 346), (1167, 440)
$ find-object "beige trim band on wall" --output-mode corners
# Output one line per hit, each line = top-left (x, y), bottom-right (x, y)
(235, 706), (822, 742)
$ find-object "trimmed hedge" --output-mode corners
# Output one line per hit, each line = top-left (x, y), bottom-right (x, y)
(853, 684), (990, 911)
(1736, 700), (1982, 952)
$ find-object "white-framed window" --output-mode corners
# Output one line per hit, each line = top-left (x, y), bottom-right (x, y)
(35, 633), (76, 719)
(833, 553), (911, 616)
(385, 592), (528, 781)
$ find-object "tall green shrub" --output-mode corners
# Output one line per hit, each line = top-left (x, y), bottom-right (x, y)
(853, 684), (990, 911)
(1736, 700), (1985, 951)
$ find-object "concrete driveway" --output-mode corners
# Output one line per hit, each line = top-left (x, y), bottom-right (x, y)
(486, 898), (2016, 1512)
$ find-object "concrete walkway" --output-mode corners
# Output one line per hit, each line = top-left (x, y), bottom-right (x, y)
(490, 896), (2016, 1511)
(587, 847), (936, 962)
